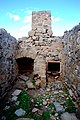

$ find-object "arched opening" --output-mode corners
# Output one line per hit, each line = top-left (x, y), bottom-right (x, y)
(16, 57), (34, 75)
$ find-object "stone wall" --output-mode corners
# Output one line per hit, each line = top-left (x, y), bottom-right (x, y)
(32, 11), (52, 35)
(0, 29), (17, 100)
(16, 11), (64, 86)
(0, 10), (80, 98)
(63, 23), (80, 89)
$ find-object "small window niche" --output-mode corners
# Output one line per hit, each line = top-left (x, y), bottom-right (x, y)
(48, 62), (60, 72)
(46, 61), (60, 80)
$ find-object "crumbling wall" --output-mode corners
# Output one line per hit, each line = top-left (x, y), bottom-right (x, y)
(0, 29), (17, 99)
(16, 11), (64, 86)
(63, 23), (80, 89)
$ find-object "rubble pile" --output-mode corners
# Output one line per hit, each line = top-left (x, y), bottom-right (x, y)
(0, 74), (79, 120)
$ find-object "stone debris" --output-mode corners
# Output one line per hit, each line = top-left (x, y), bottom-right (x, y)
(43, 101), (47, 105)
(12, 89), (22, 96)
(77, 85), (80, 97)
(61, 112), (78, 120)
(26, 81), (35, 89)
(4, 105), (10, 110)
(15, 108), (26, 117)
(0, 116), (6, 120)
(32, 108), (39, 113)
(54, 102), (65, 113)
(15, 101), (20, 106)
(11, 96), (18, 101)
(19, 75), (29, 82)
(69, 89), (73, 96)
(16, 118), (34, 120)
(50, 115), (56, 120)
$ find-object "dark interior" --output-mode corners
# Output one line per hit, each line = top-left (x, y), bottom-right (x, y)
(48, 62), (60, 72)
(16, 57), (34, 74)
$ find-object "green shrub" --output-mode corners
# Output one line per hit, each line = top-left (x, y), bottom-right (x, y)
(42, 111), (50, 120)
(48, 103), (55, 109)
(65, 97), (76, 113)
(18, 90), (32, 111)
(63, 87), (69, 95)
(32, 79), (36, 85)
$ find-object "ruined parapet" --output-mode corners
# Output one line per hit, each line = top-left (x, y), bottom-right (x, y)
(0, 29), (17, 100)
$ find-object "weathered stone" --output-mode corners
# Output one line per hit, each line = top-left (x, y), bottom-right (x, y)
(46, 88), (50, 92)
(50, 115), (56, 120)
(19, 75), (29, 82)
(15, 108), (26, 117)
(54, 102), (65, 113)
(69, 89), (73, 96)
(12, 89), (21, 96)
(11, 96), (18, 101)
(26, 81), (35, 89)
(16, 118), (34, 120)
(32, 108), (38, 113)
(35, 80), (41, 88)
(28, 30), (35, 37)
(0, 29), (17, 99)
(0, 116), (6, 120)
(77, 85), (80, 96)
(61, 112), (78, 120)
(43, 101), (47, 105)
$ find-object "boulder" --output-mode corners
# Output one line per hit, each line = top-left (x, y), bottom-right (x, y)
(15, 108), (26, 117)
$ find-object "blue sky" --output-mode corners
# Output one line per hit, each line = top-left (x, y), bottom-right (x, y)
(0, 0), (80, 39)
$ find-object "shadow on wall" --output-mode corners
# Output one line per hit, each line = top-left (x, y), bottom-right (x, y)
(0, 29), (17, 100)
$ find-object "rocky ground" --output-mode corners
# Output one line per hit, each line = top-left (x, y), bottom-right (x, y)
(0, 74), (80, 120)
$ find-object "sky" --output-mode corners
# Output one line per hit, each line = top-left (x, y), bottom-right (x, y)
(0, 0), (80, 39)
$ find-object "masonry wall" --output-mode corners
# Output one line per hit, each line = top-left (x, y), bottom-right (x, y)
(0, 10), (80, 99)
(0, 29), (17, 100)
(16, 11), (65, 86)
(63, 24), (80, 89)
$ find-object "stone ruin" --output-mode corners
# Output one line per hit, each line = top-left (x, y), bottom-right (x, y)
(0, 10), (80, 101)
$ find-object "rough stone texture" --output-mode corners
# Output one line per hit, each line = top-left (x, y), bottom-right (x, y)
(16, 11), (64, 86)
(63, 23), (80, 91)
(16, 118), (34, 120)
(32, 11), (52, 34)
(61, 112), (78, 120)
(12, 89), (21, 96)
(15, 108), (26, 117)
(0, 10), (80, 101)
(0, 29), (17, 100)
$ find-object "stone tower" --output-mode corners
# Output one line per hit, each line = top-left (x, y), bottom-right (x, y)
(32, 11), (52, 35)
